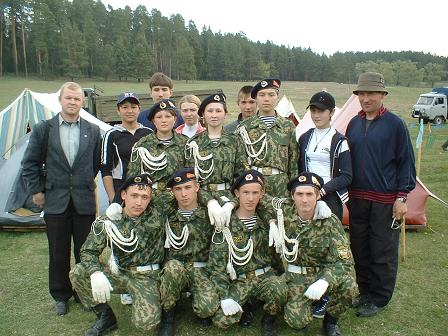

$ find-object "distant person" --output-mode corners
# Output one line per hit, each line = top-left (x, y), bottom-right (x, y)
(137, 72), (184, 130)
(101, 92), (152, 203)
(22, 82), (102, 315)
(346, 72), (416, 317)
(70, 174), (165, 335)
(224, 85), (256, 133)
(175, 94), (205, 138)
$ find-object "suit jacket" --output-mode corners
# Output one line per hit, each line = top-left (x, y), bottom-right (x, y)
(22, 114), (101, 215)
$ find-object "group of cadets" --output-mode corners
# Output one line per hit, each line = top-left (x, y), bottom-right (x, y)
(27, 71), (416, 336)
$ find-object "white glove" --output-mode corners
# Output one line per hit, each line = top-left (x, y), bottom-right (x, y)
(222, 202), (234, 227)
(268, 220), (281, 249)
(90, 271), (113, 303)
(105, 203), (122, 221)
(207, 199), (225, 230)
(304, 279), (329, 300)
(220, 298), (243, 316)
(314, 200), (332, 220)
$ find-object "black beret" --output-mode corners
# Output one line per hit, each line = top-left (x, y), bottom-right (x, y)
(287, 172), (324, 192)
(147, 98), (177, 121)
(231, 169), (264, 194)
(166, 168), (197, 189)
(251, 78), (281, 99)
(198, 93), (226, 117)
(118, 174), (152, 194)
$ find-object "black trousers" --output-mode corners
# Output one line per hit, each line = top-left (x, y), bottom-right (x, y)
(322, 192), (343, 221)
(44, 199), (94, 302)
(347, 198), (399, 307)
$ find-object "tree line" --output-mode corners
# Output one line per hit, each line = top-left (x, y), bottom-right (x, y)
(1, 0), (448, 86)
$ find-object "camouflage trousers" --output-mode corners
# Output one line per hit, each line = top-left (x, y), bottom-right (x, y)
(263, 172), (289, 198)
(213, 270), (287, 329)
(69, 263), (161, 331)
(159, 260), (219, 318)
(283, 269), (357, 330)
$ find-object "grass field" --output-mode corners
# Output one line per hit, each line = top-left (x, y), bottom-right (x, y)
(0, 77), (447, 335)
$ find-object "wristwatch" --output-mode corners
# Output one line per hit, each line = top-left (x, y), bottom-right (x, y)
(396, 197), (407, 203)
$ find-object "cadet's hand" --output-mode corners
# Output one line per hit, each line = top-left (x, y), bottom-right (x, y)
(222, 202), (234, 227)
(220, 298), (242, 316)
(304, 279), (329, 300)
(105, 202), (123, 221)
(314, 200), (332, 220)
(207, 199), (225, 230)
(32, 192), (45, 208)
(90, 271), (113, 303)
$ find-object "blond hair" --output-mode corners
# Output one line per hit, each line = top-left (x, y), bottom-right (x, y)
(58, 82), (83, 99)
(178, 95), (201, 109)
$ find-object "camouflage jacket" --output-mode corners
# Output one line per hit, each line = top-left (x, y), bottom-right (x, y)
(237, 114), (298, 178)
(80, 205), (166, 276)
(281, 200), (354, 286)
(163, 202), (214, 263)
(185, 130), (249, 202)
(208, 210), (280, 298)
(127, 132), (187, 185)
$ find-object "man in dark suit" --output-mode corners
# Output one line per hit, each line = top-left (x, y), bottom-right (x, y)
(22, 82), (102, 315)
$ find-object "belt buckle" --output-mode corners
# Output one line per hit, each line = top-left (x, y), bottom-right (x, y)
(208, 184), (217, 191)
(186, 261), (194, 268)
(264, 167), (272, 175)
(159, 182), (166, 191)
(245, 270), (256, 279)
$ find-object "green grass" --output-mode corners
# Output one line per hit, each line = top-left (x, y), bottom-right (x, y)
(1, 78), (447, 335)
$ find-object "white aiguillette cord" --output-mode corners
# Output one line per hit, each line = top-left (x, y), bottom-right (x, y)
(272, 197), (299, 263)
(164, 218), (189, 250)
(236, 125), (267, 162)
(185, 140), (214, 181)
(130, 145), (167, 173)
(92, 219), (139, 274)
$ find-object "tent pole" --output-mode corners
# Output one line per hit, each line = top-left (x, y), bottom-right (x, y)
(401, 217), (406, 261)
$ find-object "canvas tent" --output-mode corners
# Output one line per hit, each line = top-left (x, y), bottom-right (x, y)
(0, 89), (112, 228)
(295, 93), (447, 228)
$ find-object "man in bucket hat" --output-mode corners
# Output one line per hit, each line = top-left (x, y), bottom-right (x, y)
(346, 72), (416, 317)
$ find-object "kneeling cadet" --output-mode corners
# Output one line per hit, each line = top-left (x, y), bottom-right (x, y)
(70, 174), (165, 335)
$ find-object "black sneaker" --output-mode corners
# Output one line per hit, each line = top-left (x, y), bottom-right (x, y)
(312, 296), (329, 318)
(356, 302), (386, 317)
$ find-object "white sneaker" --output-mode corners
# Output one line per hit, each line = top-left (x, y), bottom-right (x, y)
(121, 293), (133, 305)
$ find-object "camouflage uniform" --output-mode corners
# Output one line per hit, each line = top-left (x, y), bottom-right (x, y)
(185, 131), (249, 203)
(69, 205), (166, 331)
(159, 202), (219, 318)
(127, 132), (187, 196)
(237, 115), (298, 197)
(208, 211), (286, 329)
(279, 201), (357, 330)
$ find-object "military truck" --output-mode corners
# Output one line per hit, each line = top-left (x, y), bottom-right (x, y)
(82, 87), (223, 125)
(411, 87), (448, 125)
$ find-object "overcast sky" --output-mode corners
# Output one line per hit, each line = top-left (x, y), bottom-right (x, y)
(103, 0), (447, 57)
